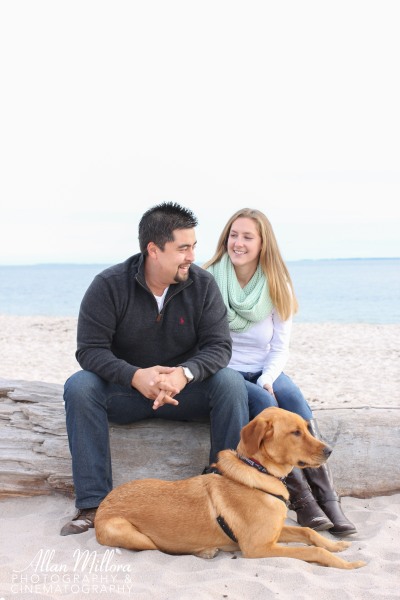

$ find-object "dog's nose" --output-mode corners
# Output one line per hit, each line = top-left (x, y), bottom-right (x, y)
(323, 446), (333, 458)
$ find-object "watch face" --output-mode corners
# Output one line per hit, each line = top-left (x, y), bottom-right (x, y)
(184, 367), (194, 381)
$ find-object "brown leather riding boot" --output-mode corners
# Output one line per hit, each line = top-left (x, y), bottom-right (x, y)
(304, 462), (357, 536)
(305, 419), (357, 537)
(285, 468), (333, 531)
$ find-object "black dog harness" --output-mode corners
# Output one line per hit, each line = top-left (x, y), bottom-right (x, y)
(216, 515), (238, 543)
(214, 454), (289, 543)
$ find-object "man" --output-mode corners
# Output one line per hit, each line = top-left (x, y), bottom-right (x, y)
(61, 202), (249, 535)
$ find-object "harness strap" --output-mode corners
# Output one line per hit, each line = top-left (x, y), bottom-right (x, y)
(211, 454), (289, 540)
(216, 515), (238, 543)
(263, 492), (289, 506)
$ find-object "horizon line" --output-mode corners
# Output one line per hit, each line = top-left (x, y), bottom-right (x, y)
(1, 256), (400, 268)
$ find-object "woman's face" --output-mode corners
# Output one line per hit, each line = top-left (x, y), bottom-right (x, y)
(227, 217), (262, 271)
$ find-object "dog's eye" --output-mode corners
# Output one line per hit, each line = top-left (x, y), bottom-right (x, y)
(291, 430), (301, 437)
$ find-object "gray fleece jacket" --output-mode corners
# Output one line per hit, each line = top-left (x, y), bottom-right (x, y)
(76, 253), (232, 388)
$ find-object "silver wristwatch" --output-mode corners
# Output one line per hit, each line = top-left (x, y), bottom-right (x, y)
(181, 366), (194, 383)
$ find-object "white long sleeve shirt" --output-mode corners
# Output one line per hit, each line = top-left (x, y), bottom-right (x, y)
(228, 309), (292, 388)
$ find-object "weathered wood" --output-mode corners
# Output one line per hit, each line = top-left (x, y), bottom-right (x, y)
(1, 378), (399, 499)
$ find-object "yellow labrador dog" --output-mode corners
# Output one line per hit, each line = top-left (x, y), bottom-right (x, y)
(95, 407), (365, 569)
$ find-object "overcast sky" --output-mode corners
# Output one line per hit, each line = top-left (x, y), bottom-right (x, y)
(1, 0), (399, 265)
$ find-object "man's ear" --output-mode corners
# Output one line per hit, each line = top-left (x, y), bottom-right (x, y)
(239, 417), (273, 457)
(147, 242), (158, 258)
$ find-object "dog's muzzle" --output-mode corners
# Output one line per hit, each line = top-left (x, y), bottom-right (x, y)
(298, 445), (333, 467)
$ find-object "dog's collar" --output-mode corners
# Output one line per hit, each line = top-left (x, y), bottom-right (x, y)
(237, 454), (289, 507)
(238, 454), (286, 482)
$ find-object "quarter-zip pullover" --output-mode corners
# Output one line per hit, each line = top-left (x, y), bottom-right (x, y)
(76, 253), (232, 388)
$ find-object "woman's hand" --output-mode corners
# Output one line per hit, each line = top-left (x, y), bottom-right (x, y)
(263, 383), (276, 398)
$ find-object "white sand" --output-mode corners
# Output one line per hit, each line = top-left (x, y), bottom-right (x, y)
(0, 494), (399, 599)
(1, 316), (400, 598)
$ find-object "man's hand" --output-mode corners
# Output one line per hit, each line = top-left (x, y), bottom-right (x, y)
(131, 366), (187, 410)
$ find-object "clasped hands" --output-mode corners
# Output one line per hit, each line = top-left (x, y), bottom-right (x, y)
(131, 366), (187, 410)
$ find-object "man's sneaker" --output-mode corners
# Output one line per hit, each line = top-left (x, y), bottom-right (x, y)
(60, 507), (98, 536)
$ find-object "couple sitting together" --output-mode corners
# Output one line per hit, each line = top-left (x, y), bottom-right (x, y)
(61, 202), (356, 538)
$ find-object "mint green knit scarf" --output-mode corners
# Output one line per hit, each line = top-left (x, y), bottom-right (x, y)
(206, 253), (274, 333)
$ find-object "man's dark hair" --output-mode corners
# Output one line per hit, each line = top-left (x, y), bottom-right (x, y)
(138, 202), (198, 254)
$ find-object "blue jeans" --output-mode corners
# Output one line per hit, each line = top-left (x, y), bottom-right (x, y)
(239, 371), (313, 421)
(64, 368), (249, 508)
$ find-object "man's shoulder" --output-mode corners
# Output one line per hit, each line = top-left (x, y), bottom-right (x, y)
(97, 254), (142, 281)
(189, 263), (214, 283)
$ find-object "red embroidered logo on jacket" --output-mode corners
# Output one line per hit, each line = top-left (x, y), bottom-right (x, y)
(179, 317), (185, 325)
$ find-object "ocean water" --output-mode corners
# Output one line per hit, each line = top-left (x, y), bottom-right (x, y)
(0, 259), (399, 323)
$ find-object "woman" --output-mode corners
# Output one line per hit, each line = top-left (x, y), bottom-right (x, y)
(204, 208), (356, 536)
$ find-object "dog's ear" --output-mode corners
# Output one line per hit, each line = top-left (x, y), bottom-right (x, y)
(240, 416), (273, 457)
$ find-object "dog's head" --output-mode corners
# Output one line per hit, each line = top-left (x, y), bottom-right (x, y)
(237, 407), (332, 475)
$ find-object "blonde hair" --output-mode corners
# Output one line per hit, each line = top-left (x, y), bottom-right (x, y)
(203, 208), (298, 320)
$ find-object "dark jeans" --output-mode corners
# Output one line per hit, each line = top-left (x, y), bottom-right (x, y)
(239, 371), (313, 421)
(64, 368), (249, 508)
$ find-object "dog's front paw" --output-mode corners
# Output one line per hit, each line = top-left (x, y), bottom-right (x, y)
(344, 560), (367, 570)
(333, 540), (351, 552)
(354, 560), (367, 569)
(194, 547), (219, 559)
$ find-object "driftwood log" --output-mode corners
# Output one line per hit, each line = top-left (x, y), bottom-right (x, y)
(1, 378), (399, 499)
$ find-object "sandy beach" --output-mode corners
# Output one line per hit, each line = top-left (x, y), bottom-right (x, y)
(1, 315), (400, 599)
